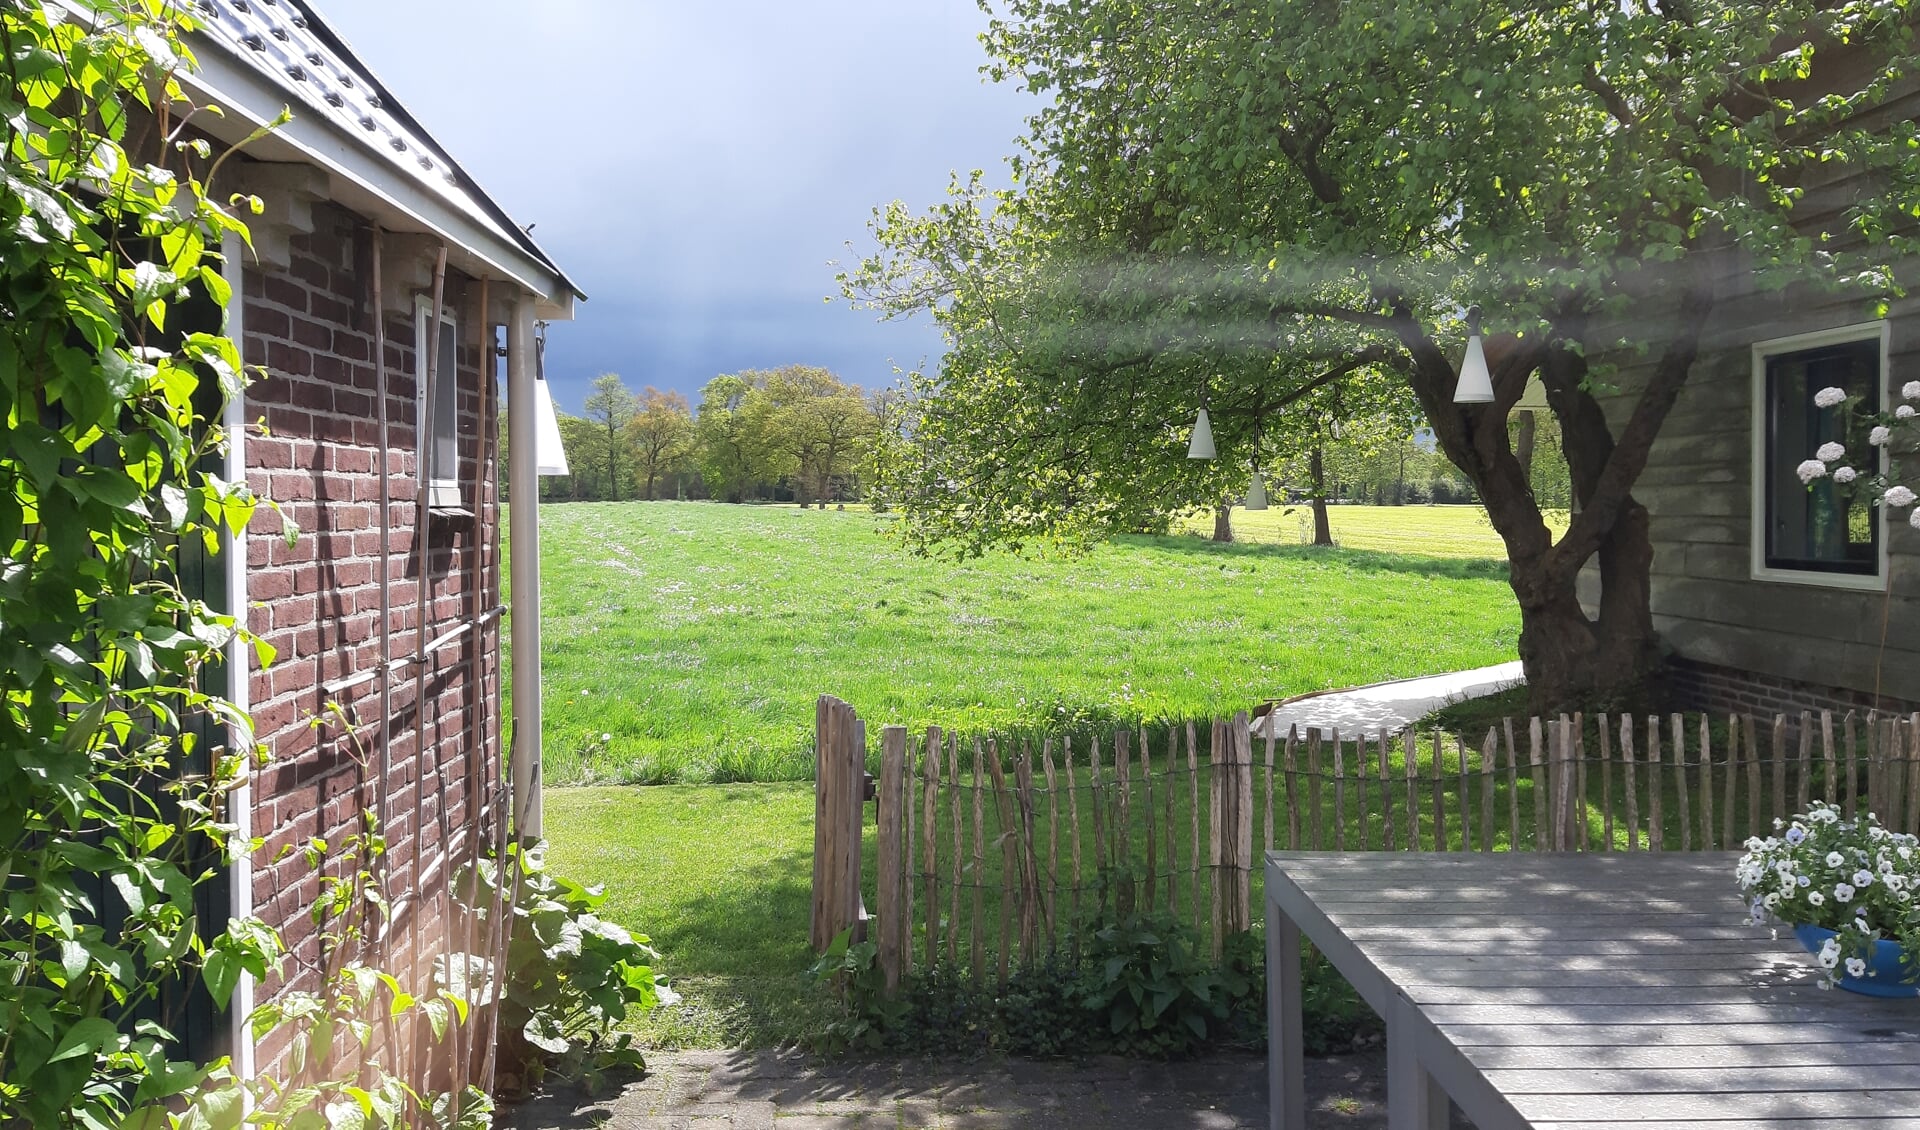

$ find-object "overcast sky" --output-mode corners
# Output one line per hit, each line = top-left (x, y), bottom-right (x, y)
(310, 0), (1036, 413)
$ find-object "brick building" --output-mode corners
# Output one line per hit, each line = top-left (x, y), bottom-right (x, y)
(175, 0), (578, 1086)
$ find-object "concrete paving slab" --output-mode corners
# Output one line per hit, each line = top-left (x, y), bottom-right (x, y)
(1259, 661), (1524, 737)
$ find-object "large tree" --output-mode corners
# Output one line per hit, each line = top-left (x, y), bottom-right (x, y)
(583, 372), (639, 501)
(764, 366), (879, 506)
(847, 0), (1920, 711)
(628, 386), (697, 500)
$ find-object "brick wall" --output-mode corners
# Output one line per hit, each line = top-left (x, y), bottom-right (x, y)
(238, 201), (506, 1069)
(1666, 655), (1918, 721)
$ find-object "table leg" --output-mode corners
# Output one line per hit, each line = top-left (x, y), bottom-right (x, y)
(1387, 995), (1448, 1130)
(1268, 893), (1304, 1130)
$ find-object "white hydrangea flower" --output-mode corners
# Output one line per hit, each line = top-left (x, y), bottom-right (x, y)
(1817, 441), (1847, 463)
(1905, 380), (1920, 400)
(1798, 460), (1829, 484)
(1900, 405), (1918, 420)
(1833, 467), (1859, 484)
(1815, 386), (1849, 408)
(1871, 425), (1893, 446)
(1886, 486), (1918, 508)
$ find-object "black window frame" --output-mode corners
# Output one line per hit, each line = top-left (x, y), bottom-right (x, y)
(1756, 330), (1885, 581)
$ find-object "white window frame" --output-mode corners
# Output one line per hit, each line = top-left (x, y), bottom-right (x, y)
(413, 294), (462, 510)
(1749, 319), (1891, 592)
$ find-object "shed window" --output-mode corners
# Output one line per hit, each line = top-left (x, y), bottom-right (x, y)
(414, 296), (461, 509)
(1754, 327), (1885, 585)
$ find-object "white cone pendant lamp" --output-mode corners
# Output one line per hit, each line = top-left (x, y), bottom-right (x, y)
(1245, 469), (1269, 510)
(1453, 305), (1495, 404)
(1187, 408), (1216, 459)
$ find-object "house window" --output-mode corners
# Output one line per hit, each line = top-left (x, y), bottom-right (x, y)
(1752, 323), (1887, 588)
(414, 295), (461, 509)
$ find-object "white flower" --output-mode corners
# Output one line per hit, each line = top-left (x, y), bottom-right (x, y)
(1905, 380), (1920, 400)
(1835, 882), (1856, 902)
(1815, 386), (1849, 408)
(1808, 890), (1826, 906)
(1828, 851), (1847, 868)
(1846, 957), (1868, 978)
(1871, 426), (1893, 446)
(1854, 869), (1875, 887)
(1799, 874), (1811, 887)
(1833, 467), (1859, 484)
(1887, 486), (1918, 508)
(600, 732), (613, 743)
(1786, 826), (1807, 845)
(1817, 441), (1847, 463)
(1798, 460), (1830, 484)
(1819, 937), (1842, 969)
(1900, 405), (1918, 420)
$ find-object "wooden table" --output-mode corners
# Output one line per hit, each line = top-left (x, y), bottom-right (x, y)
(1265, 852), (1920, 1130)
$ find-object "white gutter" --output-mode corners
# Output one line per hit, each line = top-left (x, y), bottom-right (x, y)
(176, 39), (577, 320)
(220, 230), (256, 1080)
(507, 296), (543, 839)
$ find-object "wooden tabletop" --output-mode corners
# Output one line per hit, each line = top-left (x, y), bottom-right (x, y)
(1265, 851), (1920, 1129)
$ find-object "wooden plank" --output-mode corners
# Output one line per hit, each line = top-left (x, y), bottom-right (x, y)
(1502, 719), (1520, 853)
(1485, 1063), (1920, 1094)
(1798, 709), (1814, 815)
(1378, 731), (1396, 852)
(1909, 714), (1920, 836)
(1164, 726), (1177, 912)
(809, 695), (835, 952)
(1456, 732), (1471, 852)
(1089, 732), (1107, 916)
(1430, 732), (1448, 851)
(1773, 713), (1789, 827)
(1722, 714), (1740, 849)
(1597, 713), (1614, 852)
(1188, 720), (1202, 935)
(1306, 727), (1323, 850)
(1466, 1041), (1920, 1070)
(1405, 729), (1421, 850)
(1041, 737), (1059, 954)
(922, 727), (940, 970)
(1480, 730), (1497, 852)
(1115, 729), (1131, 881)
(1823, 709), (1838, 806)
(1845, 709), (1860, 819)
(903, 728), (917, 978)
(848, 711), (867, 942)
(1232, 713), (1252, 937)
(1332, 729), (1347, 852)
(1529, 717), (1547, 852)
(1868, 716), (1883, 822)
(1619, 714), (1638, 852)
(1016, 742), (1043, 959)
(1065, 735), (1081, 952)
(1141, 727), (1157, 912)
(1528, 1121), (1920, 1130)
(1209, 718), (1224, 957)
(1353, 728), (1369, 852)
(1890, 717), (1909, 833)
(987, 740), (1015, 988)
(970, 736), (985, 982)
(1573, 715), (1589, 853)
(1506, 1089), (1920, 1122)
(1671, 714), (1690, 853)
(1646, 714), (1663, 853)
(1443, 1021), (1919, 1048)
(876, 725), (906, 993)
(1745, 714), (1763, 837)
(1283, 725), (1300, 851)
(947, 730), (961, 965)
(1261, 722), (1275, 858)
(1696, 715), (1714, 851)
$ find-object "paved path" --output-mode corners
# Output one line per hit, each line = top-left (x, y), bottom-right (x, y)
(1259, 661), (1524, 737)
(500, 1047), (1459, 1130)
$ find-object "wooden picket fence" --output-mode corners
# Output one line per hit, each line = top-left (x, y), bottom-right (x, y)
(809, 695), (1920, 994)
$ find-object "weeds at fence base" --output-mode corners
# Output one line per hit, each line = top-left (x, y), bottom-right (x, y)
(806, 918), (1375, 1060)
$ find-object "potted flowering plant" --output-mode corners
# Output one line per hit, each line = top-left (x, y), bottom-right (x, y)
(1799, 379), (1919, 524)
(1737, 802), (1920, 997)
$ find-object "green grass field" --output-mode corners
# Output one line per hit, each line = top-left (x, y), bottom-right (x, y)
(536, 502), (1525, 785)
(1175, 503), (1570, 557)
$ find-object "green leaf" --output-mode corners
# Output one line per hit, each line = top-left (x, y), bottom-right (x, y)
(48, 1017), (118, 1063)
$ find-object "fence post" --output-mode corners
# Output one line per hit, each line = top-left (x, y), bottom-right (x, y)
(876, 725), (907, 993)
(810, 695), (866, 953)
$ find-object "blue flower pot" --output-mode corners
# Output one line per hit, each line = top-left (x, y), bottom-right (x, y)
(1793, 924), (1919, 999)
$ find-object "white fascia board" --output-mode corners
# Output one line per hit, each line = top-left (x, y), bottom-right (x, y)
(179, 44), (578, 319)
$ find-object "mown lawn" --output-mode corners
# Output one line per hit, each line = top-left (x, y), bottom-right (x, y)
(536, 502), (1524, 785)
(1174, 502), (1570, 557)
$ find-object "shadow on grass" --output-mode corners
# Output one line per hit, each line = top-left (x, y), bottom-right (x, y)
(1115, 532), (1512, 581)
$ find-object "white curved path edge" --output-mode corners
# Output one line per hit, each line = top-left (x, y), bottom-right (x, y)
(1258, 661), (1525, 738)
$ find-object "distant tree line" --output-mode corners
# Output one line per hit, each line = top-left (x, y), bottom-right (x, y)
(529, 365), (886, 505)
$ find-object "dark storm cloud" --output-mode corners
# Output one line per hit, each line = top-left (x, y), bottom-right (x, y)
(308, 0), (1035, 412)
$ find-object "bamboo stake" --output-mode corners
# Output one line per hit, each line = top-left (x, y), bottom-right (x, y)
(1620, 715), (1638, 852)
(1698, 715), (1715, 851)
(1480, 730), (1497, 851)
(1672, 714), (1690, 853)
(1503, 719), (1520, 851)
(1405, 729), (1421, 850)
(1378, 731), (1396, 852)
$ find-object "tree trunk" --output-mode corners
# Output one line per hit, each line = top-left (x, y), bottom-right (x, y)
(1309, 444), (1332, 546)
(1515, 410), (1537, 489)
(1212, 504), (1233, 542)
(1395, 444), (1406, 505)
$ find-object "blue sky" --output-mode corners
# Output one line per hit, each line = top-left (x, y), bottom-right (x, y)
(311, 0), (1036, 413)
